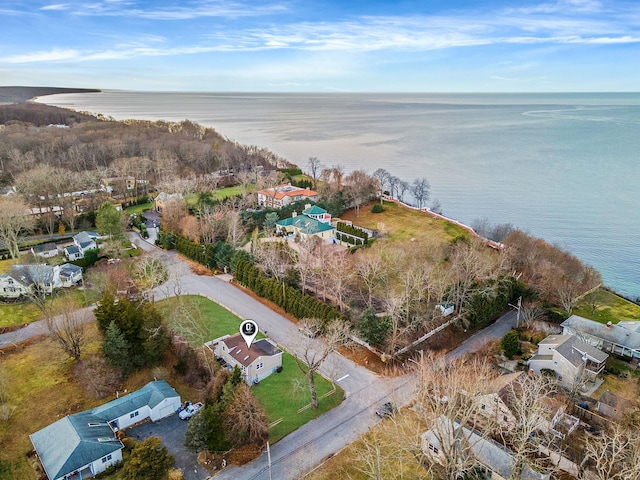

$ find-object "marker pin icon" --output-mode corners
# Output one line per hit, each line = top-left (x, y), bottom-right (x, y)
(240, 320), (259, 349)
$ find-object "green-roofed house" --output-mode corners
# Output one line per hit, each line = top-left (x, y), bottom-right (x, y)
(276, 204), (336, 241)
(30, 381), (180, 480)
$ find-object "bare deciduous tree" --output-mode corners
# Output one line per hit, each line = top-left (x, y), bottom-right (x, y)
(307, 157), (322, 190)
(294, 318), (350, 409)
(415, 353), (499, 480)
(580, 425), (640, 480)
(411, 177), (430, 209)
(0, 196), (33, 259)
(47, 306), (89, 361)
(223, 383), (268, 447)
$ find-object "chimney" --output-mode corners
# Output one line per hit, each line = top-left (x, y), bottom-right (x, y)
(292, 211), (297, 218)
(305, 203), (311, 210)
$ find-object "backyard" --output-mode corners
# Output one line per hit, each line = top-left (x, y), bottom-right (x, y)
(339, 200), (470, 245)
(573, 289), (640, 324)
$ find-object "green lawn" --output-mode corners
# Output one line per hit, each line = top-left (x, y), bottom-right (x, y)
(157, 295), (253, 344)
(124, 202), (154, 215)
(186, 186), (248, 208)
(157, 294), (344, 442)
(253, 353), (343, 442)
(0, 288), (101, 329)
(573, 289), (640, 324)
(340, 200), (470, 244)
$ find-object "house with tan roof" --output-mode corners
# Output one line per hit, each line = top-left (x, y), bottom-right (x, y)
(257, 184), (318, 209)
(213, 333), (283, 385)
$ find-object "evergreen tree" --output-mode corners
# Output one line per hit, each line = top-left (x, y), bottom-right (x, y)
(357, 307), (392, 347)
(94, 290), (118, 332)
(102, 321), (132, 376)
(501, 330), (522, 359)
(122, 436), (174, 480)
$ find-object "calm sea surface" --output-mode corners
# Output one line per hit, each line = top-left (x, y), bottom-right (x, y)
(39, 92), (640, 300)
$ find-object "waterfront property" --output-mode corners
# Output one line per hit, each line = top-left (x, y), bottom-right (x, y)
(257, 184), (318, 208)
(276, 207), (336, 241)
(30, 381), (180, 480)
(561, 315), (640, 361)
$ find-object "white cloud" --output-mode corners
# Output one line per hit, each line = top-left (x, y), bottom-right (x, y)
(2, 49), (79, 63)
(40, 4), (71, 11)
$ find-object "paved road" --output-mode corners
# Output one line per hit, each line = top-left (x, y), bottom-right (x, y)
(448, 310), (518, 359)
(0, 232), (519, 479)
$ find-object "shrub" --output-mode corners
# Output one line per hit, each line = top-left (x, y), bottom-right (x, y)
(501, 330), (522, 359)
(371, 204), (384, 213)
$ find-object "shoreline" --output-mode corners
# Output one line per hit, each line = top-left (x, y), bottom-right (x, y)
(0, 86), (100, 104)
(11, 89), (640, 301)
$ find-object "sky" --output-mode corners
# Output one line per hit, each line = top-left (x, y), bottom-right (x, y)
(1, 0), (639, 92)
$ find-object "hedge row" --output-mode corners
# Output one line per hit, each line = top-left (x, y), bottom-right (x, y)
(234, 259), (344, 325)
(336, 222), (368, 243)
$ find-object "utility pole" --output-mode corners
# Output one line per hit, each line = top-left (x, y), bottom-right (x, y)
(267, 441), (272, 480)
(515, 296), (522, 328)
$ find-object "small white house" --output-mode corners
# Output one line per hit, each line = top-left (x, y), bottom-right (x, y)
(214, 333), (283, 385)
(30, 381), (180, 480)
(31, 242), (59, 259)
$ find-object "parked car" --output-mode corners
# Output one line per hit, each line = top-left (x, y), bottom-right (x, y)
(179, 401), (203, 420)
(375, 402), (397, 418)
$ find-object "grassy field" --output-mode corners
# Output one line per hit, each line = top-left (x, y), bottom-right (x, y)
(157, 294), (343, 442)
(573, 289), (640, 324)
(340, 200), (470, 244)
(157, 294), (255, 345)
(186, 186), (247, 208)
(306, 409), (426, 479)
(0, 288), (101, 329)
(252, 353), (343, 443)
(123, 201), (154, 215)
(0, 322), (201, 480)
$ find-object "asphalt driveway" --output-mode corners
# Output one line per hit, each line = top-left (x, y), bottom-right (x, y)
(128, 413), (210, 480)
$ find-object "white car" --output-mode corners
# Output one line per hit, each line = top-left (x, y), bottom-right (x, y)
(179, 402), (203, 420)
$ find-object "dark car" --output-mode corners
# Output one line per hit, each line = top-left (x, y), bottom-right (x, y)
(375, 402), (397, 418)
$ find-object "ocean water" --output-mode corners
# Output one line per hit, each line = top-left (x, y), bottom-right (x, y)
(39, 92), (640, 300)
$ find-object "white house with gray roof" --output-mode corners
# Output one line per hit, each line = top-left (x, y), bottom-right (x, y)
(0, 263), (83, 299)
(561, 314), (640, 361)
(30, 381), (180, 480)
(528, 334), (608, 389)
(421, 416), (549, 480)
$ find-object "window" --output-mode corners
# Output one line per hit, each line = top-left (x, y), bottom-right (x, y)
(256, 363), (264, 370)
(428, 443), (439, 454)
(102, 454), (112, 463)
(130, 411), (139, 419)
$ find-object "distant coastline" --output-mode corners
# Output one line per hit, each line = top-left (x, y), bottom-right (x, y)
(0, 86), (100, 104)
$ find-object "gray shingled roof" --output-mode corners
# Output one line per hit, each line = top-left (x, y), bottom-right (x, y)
(422, 416), (549, 480)
(562, 315), (640, 351)
(8, 264), (53, 286)
(91, 381), (179, 421)
(549, 335), (608, 366)
(30, 412), (122, 480)
(30, 381), (178, 480)
(59, 263), (82, 278)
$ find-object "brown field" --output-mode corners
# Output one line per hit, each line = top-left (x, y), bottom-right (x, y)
(340, 200), (470, 245)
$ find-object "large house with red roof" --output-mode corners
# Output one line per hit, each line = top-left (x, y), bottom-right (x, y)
(256, 184), (318, 209)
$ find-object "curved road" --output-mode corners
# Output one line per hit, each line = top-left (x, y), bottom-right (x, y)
(1, 233), (518, 479)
